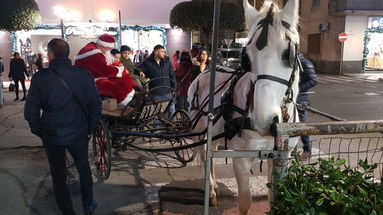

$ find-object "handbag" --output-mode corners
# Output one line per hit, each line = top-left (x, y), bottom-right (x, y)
(9, 83), (15, 92)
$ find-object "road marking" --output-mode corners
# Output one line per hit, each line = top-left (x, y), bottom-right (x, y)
(318, 75), (378, 84)
(365, 93), (380, 96)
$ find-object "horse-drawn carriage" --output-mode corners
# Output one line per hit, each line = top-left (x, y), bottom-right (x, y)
(92, 77), (197, 180)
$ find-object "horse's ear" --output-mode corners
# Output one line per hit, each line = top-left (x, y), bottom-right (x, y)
(243, 0), (259, 30)
(281, 0), (299, 27)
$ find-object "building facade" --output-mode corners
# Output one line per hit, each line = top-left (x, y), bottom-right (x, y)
(300, 0), (383, 74)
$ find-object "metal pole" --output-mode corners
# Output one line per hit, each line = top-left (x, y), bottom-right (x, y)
(203, 0), (221, 214)
(271, 120), (383, 137)
(340, 42), (344, 76)
(138, 31), (141, 51)
(60, 19), (64, 39)
(118, 10), (122, 48)
(272, 135), (289, 199)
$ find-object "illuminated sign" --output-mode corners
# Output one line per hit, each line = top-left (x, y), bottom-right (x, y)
(368, 17), (383, 29)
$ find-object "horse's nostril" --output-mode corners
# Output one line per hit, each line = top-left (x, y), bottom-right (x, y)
(273, 116), (279, 124)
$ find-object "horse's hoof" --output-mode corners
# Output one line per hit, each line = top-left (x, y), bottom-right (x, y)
(209, 197), (218, 206)
(214, 187), (220, 195)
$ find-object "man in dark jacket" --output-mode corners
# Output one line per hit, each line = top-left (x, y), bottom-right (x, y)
(133, 49), (143, 67)
(24, 38), (101, 215)
(139, 44), (176, 118)
(297, 54), (318, 161)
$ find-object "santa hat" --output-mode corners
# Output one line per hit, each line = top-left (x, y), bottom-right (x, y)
(96, 34), (116, 48)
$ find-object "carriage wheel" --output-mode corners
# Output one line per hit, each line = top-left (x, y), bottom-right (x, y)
(171, 110), (196, 163)
(92, 119), (112, 180)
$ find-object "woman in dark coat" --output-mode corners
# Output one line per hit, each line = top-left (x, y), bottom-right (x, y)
(35, 53), (44, 72)
(9, 52), (29, 101)
(175, 51), (199, 111)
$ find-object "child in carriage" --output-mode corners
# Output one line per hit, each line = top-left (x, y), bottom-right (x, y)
(110, 49), (139, 90)
(120, 45), (148, 91)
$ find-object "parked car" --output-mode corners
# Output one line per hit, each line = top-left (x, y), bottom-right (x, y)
(217, 48), (242, 70)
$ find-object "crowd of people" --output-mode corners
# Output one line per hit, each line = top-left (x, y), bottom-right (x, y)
(0, 34), (210, 114)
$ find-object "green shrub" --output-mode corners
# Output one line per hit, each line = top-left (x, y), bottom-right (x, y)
(269, 157), (383, 215)
(170, 1), (245, 44)
(0, 0), (41, 31)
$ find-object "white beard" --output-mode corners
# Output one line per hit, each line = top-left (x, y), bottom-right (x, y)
(105, 51), (114, 65)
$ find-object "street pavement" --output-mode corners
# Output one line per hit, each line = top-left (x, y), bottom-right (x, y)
(0, 74), (383, 215)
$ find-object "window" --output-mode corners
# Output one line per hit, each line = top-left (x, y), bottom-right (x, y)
(312, 0), (320, 8)
(308, 34), (321, 54)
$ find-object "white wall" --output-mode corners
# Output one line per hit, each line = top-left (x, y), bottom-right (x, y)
(166, 29), (192, 65)
(0, 31), (12, 78)
(343, 16), (368, 61)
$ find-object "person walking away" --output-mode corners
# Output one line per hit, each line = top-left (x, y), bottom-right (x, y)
(191, 47), (199, 63)
(175, 51), (199, 111)
(0, 57), (4, 107)
(297, 54), (318, 161)
(133, 50), (143, 67)
(9, 52), (29, 101)
(120, 45), (147, 91)
(172, 50), (180, 70)
(24, 38), (101, 215)
(35, 53), (44, 72)
(143, 50), (149, 60)
(194, 49), (210, 73)
(139, 44), (176, 118)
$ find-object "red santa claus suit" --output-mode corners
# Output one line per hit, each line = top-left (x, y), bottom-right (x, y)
(74, 34), (135, 106)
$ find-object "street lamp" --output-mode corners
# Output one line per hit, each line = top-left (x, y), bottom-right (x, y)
(99, 10), (115, 23)
(53, 6), (81, 39)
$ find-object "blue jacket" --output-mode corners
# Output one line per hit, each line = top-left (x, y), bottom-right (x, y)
(139, 54), (176, 95)
(297, 55), (318, 104)
(24, 58), (102, 145)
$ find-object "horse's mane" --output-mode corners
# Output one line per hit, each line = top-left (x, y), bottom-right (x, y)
(247, 0), (300, 45)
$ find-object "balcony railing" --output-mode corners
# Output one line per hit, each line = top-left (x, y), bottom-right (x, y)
(329, 0), (383, 13)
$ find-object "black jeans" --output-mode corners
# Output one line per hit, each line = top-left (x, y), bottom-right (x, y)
(14, 79), (26, 99)
(298, 103), (311, 152)
(43, 139), (93, 215)
(176, 94), (189, 112)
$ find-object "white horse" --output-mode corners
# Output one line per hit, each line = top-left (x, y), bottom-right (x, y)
(187, 0), (300, 214)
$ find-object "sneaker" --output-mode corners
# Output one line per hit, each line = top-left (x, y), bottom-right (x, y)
(20, 97), (26, 101)
(300, 151), (312, 161)
(83, 199), (97, 215)
(13, 98), (19, 101)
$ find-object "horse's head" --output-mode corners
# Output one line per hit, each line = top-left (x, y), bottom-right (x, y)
(244, 0), (300, 135)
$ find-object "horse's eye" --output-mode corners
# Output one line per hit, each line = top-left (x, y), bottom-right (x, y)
(282, 48), (289, 61)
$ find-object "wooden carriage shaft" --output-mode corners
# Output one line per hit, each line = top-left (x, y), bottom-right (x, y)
(271, 120), (383, 137)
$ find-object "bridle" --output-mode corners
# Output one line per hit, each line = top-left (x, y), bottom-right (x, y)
(245, 4), (303, 123)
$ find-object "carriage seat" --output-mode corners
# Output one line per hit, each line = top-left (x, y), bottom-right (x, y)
(101, 98), (133, 117)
